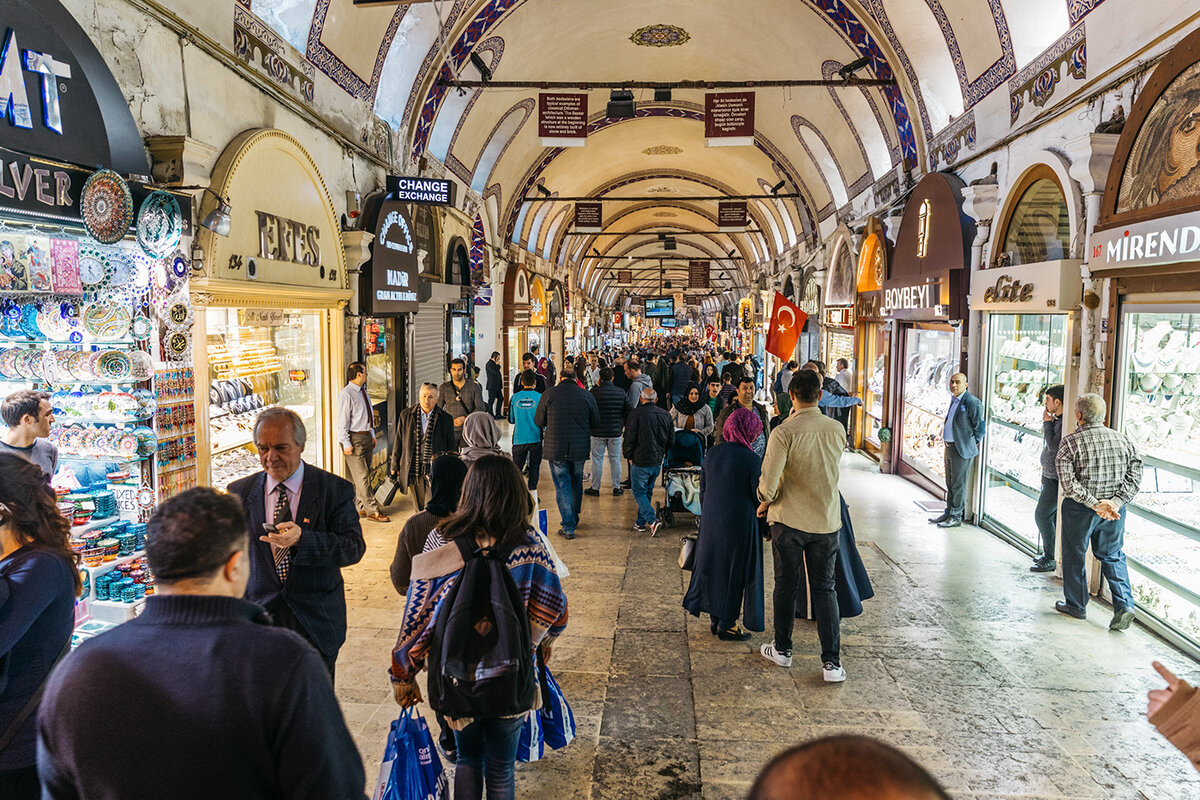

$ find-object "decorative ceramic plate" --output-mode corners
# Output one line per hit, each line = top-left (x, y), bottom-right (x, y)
(130, 316), (153, 341)
(18, 304), (42, 339)
(116, 431), (139, 456)
(37, 305), (71, 340)
(40, 350), (58, 384)
(95, 350), (132, 381)
(82, 302), (132, 340)
(128, 349), (153, 381)
(15, 349), (40, 379)
(80, 170), (134, 245)
(67, 352), (94, 381)
(135, 191), (182, 258)
(0, 348), (18, 379)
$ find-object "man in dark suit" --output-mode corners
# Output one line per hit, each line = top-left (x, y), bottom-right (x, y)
(930, 373), (985, 528)
(391, 382), (457, 511)
(228, 407), (366, 681)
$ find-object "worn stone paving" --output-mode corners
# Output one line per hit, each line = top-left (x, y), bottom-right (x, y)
(336, 448), (1200, 799)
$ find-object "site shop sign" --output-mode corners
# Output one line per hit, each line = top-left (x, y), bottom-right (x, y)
(539, 93), (588, 147)
(368, 199), (420, 314)
(386, 175), (455, 206)
(705, 91), (755, 147)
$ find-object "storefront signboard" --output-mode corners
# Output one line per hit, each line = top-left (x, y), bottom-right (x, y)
(881, 274), (948, 319)
(968, 260), (1082, 311)
(366, 199), (420, 313)
(705, 92), (755, 147)
(538, 93), (587, 147)
(1091, 210), (1200, 271)
(824, 307), (854, 328)
(855, 291), (882, 320)
(386, 175), (455, 206)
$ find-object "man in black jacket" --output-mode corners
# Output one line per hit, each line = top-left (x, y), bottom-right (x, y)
(512, 352), (547, 396)
(586, 367), (627, 497)
(484, 351), (504, 418)
(534, 369), (600, 540)
(623, 387), (674, 535)
(715, 376), (771, 445)
(39, 487), (367, 800)
(391, 382), (456, 510)
(228, 408), (366, 680)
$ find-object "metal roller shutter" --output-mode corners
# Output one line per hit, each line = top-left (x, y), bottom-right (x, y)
(411, 303), (447, 400)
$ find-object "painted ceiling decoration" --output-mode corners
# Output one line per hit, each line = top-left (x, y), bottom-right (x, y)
(643, 145), (685, 155)
(629, 24), (692, 47)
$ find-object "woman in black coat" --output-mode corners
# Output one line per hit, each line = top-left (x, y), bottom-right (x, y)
(682, 407), (765, 640)
(484, 351), (504, 418)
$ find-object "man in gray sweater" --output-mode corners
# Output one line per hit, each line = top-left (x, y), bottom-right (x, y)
(1031, 384), (1064, 573)
(438, 357), (485, 448)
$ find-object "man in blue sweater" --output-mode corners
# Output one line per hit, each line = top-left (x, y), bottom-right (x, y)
(37, 488), (366, 800)
(509, 369), (544, 497)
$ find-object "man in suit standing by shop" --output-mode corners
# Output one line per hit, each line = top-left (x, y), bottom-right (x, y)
(929, 373), (985, 528)
(337, 362), (389, 523)
(392, 382), (456, 511)
(229, 407), (366, 681)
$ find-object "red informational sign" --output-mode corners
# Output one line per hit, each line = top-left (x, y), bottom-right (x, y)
(617, 269), (633, 284)
(765, 291), (808, 360)
(574, 202), (602, 231)
(717, 201), (748, 229)
(688, 260), (710, 289)
(538, 93), (588, 144)
(705, 92), (755, 143)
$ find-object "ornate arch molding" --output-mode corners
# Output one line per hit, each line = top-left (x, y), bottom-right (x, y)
(990, 150), (1084, 264)
(821, 59), (900, 166)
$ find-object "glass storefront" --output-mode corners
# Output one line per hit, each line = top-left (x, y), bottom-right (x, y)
(1115, 309), (1200, 644)
(979, 314), (1068, 549)
(899, 326), (961, 485)
(861, 323), (887, 450)
(206, 308), (324, 489)
(363, 317), (395, 494)
(825, 329), (854, 371)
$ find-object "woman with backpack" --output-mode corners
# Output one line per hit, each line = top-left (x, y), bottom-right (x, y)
(390, 455), (569, 800)
(0, 454), (79, 798)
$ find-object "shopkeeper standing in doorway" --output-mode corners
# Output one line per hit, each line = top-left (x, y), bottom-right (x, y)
(338, 362), (389, 523)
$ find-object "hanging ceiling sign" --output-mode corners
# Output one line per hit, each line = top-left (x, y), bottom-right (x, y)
(617, 268), (632, 284)
(688, 260), (710, 289)
(717, 200), (748, 230)
(0, 2), (151, 177)
(386, 175), (455, 206)
(538, 93), (588, 147)
(574, 201), (602, 232)
(366, 199), (420, 314)
(705, 92), (755, 147)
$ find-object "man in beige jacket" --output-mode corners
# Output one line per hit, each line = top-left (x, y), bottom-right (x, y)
(757, 369), (847, 683)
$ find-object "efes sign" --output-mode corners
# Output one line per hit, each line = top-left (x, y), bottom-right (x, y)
(1090, 210), (1200, 271)
(367, 199), (420, 314)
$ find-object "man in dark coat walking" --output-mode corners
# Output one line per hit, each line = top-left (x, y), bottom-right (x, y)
(484, 351), (504, 418)
(623, 387), (673, 536)
(228, 408), (366, 681)
(535, 369), (600, 540)
(587, 367), (627, 496)
(391, 383), (456, 511)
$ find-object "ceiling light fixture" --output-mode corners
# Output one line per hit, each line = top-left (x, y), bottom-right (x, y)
(535, 184), (553, 198)
(838, 56), (872, 82)
(607, 89), (636, 118)
(469, 51), (493, 83)
(200, 187), (232, 237)
(654, 87), (672, 102)
(770, 180), (787, 195)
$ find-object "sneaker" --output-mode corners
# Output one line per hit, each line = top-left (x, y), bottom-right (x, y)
(936, 517), (962, 528)
(1110, 608), (1135, 631)
(823, 662), (847, 683)
(1030, 557), (1056, 573)
(612, 487), (624, 496)
(760, 641), (792, 667)
(556, 528), (575, 540)
(1055, 600), (1086, 620)
(584, 488), (600, 497)
(717, 626), (753, 641)
(632, 523), (647, 532)
(648, 520), (662, 538)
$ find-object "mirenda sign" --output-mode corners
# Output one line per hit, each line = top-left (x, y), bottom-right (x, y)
(1091, 210), (1200, 270)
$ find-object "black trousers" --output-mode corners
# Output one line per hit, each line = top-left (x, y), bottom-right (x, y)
(0, 766), (39, 800)
(1035, 477), (1059, 559)
(266, 598), (338, 683)
(512, 442), (543, 490)
(770, 522), (840, 664)
(487, 393), (504, 418)
(942, 445), (973, 520)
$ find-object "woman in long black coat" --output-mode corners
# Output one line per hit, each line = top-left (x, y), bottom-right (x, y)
(683, 407), (765, 640)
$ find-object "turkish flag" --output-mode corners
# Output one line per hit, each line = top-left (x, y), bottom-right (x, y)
(764, 291), (807, 361)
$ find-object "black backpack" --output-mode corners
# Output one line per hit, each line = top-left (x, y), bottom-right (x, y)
(427, 537), (537, 719)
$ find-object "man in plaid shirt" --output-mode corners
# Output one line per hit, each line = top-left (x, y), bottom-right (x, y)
(1055, 393), (1142, 630)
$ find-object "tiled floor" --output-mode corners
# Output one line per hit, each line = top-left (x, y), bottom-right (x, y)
(337, 449), (1200, 799)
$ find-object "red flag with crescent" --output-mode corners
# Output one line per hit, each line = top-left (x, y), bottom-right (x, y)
(765, 291), (806, 361)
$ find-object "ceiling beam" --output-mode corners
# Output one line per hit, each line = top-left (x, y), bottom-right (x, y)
(566, 230), (762, 237)
(435, 78), (896, 89)
(525, 193), (801, 203)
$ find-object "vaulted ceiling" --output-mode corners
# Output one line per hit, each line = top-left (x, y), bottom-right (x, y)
(250, 0), (1102, 305)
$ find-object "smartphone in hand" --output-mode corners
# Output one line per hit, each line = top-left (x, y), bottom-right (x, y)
(262, 523), (279, 533)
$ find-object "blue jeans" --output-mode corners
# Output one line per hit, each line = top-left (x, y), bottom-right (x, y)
(630, 464), (660, 526)
(1060, 498), (1134, 613)
(548, 460), (585, 533)
(452, 715), (525, 800)
(590, 436), (622, 490)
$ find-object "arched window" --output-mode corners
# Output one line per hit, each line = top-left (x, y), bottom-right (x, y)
(996, 170), (1070, 266)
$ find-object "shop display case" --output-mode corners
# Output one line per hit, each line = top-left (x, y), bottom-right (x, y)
(1115, 310), (1200, 642)
(861, 323), (886, 450)
(825, 330), (854, 370)
(899, 327), (960, 484)
(205, 308), (325, 489)
(980, 314), (1068, 548)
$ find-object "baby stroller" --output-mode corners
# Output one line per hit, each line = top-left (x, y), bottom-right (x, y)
(655, 429), (705, 532)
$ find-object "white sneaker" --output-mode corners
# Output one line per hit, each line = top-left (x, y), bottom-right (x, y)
(823, 662), (847, 682)
(760, 641), (792, 667)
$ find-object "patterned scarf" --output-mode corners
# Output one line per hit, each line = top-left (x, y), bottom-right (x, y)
(724, 406), (764, 451)
(411, 406), (441, 481)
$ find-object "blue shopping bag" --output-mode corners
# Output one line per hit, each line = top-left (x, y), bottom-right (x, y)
(540, 664), (576, 750)
(516, 709), (545, 763)
(379, 708), (448, 800)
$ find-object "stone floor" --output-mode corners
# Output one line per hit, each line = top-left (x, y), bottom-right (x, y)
(336, 448), (1200, 800)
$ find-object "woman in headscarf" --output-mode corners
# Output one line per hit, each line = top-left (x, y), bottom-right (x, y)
(683, 407), (765, 641)
(669, 382), (714, 438)
(460, 410), (508, 465)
